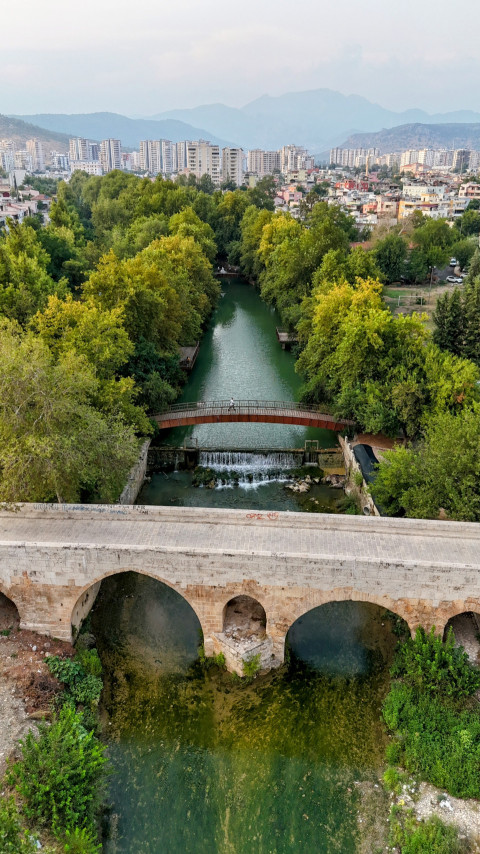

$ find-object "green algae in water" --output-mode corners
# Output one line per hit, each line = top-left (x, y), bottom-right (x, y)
(91, 575), (398, 854)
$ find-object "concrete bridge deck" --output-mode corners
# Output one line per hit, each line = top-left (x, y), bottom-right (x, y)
(154, 399), (354, 431)
(1, 504), (480, 670)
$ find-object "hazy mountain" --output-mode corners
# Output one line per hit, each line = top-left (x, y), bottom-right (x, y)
(0, 114), (70, 151)
(340, 123), (480, 154)
(13, 92), (480, 155)
(13, 112), (234, 149)
(151, 89), (480, 152)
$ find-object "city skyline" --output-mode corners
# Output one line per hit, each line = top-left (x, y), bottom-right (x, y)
(4, 0), (480, 116)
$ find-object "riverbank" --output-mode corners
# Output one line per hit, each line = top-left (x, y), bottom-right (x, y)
(0, 594), (73, 777)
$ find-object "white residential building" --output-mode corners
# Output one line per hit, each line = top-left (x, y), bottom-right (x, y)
(70, 160), (103, 175)
(247, 149), (281, 176)
(50, 151), (70, 171)
(186, 141), (220, 183)
(69, 138), (99, 163)
(222, 147), (244, 185)
(26, 138), (45, 171)
(100, 139), (122, 173)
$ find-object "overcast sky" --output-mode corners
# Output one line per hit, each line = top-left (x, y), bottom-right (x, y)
(4, 0), (480, 116)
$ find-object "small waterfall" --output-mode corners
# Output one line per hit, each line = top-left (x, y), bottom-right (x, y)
(198, 450), (298, 488)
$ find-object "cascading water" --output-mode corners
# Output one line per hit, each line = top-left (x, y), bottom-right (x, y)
(198, 450), (298, 487)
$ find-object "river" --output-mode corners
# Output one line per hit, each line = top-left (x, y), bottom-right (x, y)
(90, 279), (395, 853)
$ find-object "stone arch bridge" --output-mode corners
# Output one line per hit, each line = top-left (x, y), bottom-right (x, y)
(1, 504), (480, 672)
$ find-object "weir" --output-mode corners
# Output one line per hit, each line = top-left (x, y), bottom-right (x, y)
(147, 445), (343, 472)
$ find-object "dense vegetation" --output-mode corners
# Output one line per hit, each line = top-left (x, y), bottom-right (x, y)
(383, 627), (480, 799)
(235, 201), (480, 520)
(0, 171), (274, 503)
(2, 169), (480, 517)
(2, 640), (106, 853)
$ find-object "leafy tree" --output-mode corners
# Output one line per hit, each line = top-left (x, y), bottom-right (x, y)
(32, 294), (133, 378)
(0, 221), (67, 325)
(374, 232), (407, 282)
(373, 402), (480, 520)
(0, 321), (140, 503)
(456, 208), (480, 236)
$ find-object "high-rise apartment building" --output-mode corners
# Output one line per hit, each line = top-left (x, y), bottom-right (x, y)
(330, 147), (379, 168)
(100, 139), (122, 173)
(0, 139), (16, 173)
(70, 160), (103, 175)
(280, 144), (315, 172)
(176, 141), (187, 172)
(26, 138), (45, 172)
(139, 139), (177, 175)
(222, 147), (244, 185)
(69, 138), (99, 162)
(50, 151), (70, 171)
(186, 141), (220, 183)
(247, 149), (281, 176)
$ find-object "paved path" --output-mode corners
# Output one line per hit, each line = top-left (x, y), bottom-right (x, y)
(1, 505), (480, 570)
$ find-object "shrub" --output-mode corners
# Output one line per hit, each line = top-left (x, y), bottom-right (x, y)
(385, 740), (403, 764)
(383, 765), (402, 793)
(242, 653), (261, 678)
(389, 811), (467, 853)
(47, 651), (103, 709)
(63, 826), (101, 853)
(391, 626), (480, 699)
(9, 705), (107, 836)
(383, 683), (480, 798)
(0, 796), (36, 853)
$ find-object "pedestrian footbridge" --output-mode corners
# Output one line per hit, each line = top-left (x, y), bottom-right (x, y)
(154, 399), (354, 431)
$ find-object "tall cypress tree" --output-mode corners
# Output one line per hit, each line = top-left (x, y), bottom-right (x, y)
(463, 278), (480, 365)
(433, 289), (464, 356)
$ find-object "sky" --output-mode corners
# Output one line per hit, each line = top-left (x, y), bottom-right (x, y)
(3, 0), (480, 116)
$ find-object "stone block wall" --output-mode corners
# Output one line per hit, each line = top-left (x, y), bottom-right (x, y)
(118, 439), (151, 505)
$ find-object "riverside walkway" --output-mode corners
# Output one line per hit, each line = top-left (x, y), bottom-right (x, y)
(154, 399), (354, 431)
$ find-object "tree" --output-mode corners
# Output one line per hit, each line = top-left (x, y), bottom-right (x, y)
(456, 208), (480, 236)
(373, 403), (480, 521)
(0, 221), (67, 325)
(374, 233), (407, 282)
(31, 294), (133, 379)
(0, 321), (140, 503)
(433, 289), (464, 355)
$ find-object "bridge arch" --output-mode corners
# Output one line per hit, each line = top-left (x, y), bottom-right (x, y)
(283, 597), (410, 674)
(222, 594), (267, 639)
(70, 568), (207, 643)
(274, 590), (417, 645)
(0, 589), (20, 634)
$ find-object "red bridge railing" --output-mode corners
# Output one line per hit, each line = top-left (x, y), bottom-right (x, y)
(154, 400), (355, 429)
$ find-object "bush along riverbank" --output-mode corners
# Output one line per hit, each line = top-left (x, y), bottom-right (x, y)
(382, 627), (480, 852)
(1, 634), (107, 854)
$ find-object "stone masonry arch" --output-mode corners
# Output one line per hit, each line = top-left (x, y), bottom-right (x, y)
(70, 568), (210, 644)
(2, 504), (480, 673)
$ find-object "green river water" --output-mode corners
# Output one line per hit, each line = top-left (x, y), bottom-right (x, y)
(90, 279), (396, 852)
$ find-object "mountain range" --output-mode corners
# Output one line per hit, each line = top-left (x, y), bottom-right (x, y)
(11, 112), (233, 151)
(340, 123), (480, 154)
(0, 114), (70, 151)
(149, 90), (480, 152)
(11, 89), (480, 156)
